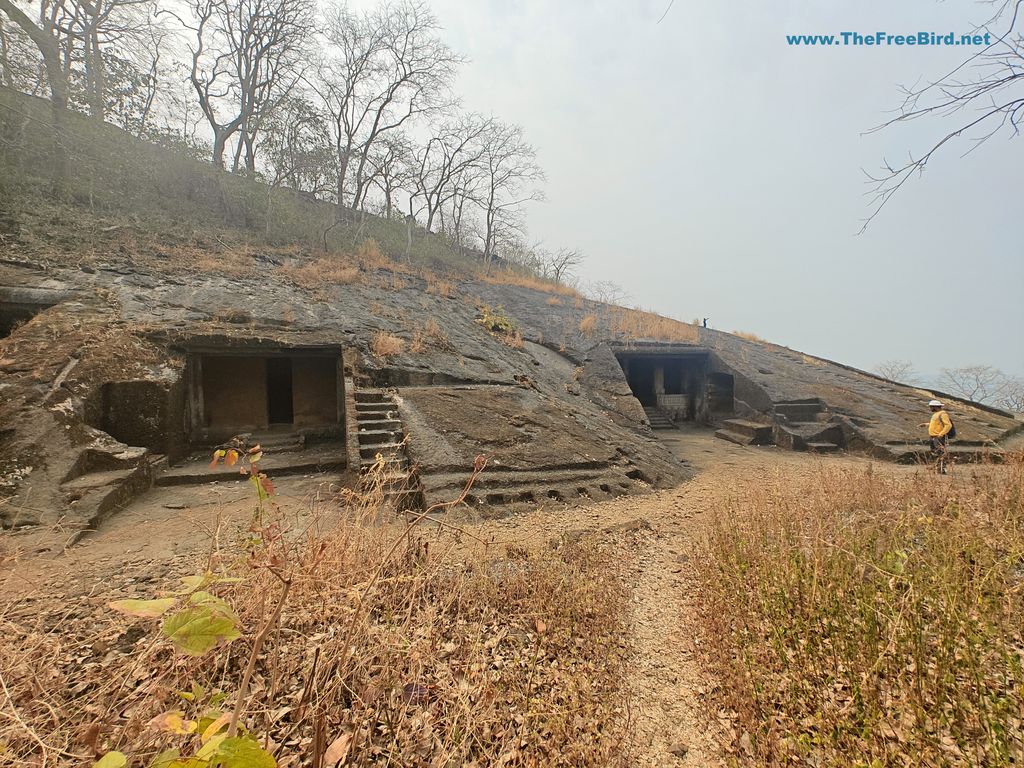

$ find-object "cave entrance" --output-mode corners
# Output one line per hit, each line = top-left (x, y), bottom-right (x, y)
(188, 347), (344, 444)
(0, 291), (63, 338)
(266, 358), (294, 425)
(616, 347), (711, 422)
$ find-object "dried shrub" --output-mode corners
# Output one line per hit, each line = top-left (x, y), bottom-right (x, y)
(697, 458), (1024, 766)
(0, 492), (633, 767)
(732, 330), (767, 343)
(546, 296), (562, 306)
(610, 307), (699, 343)
(479, 269), (579, 298)
(425, 275), (455, 298)
(278, 258), (361, 289)
(354, 238), (388, 270)
(370, 331), (405, 358)
(578, 314), (598, 336)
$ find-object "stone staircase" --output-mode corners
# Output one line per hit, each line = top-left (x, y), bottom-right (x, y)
(642, 406), (677, 430)
(419, 461), (650, 512)
(773, 400), (842, 453)
(354, 389), (420, 509)
(714, 418), (774, 446)
(241, 431), (305, 453)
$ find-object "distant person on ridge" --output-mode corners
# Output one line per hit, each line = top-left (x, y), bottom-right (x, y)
(922, 399), (954, 474)
(702, 317), (708, 328)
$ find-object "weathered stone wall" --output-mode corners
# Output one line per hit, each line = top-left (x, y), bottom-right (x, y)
(292, 356), (340, 429)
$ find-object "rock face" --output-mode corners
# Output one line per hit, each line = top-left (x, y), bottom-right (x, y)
(0, 250), (1019, 531)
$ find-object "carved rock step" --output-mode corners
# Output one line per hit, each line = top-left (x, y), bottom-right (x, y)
(452, 479), (639, 509)
(806, 441), (840, 453)
(714, 429), (754, 446)
(421, 466), (612, 494)
(718, 419), (774, 444)
(357, 428), (404, 446)
(642, 406), (677, 430)
(355, 390), (393, 404)
(774, 401), (826, 422)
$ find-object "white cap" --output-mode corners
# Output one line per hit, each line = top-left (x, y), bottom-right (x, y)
(928, 399), (943, 407)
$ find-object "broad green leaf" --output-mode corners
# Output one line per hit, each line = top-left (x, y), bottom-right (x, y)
(176, 574), (241, 596)
(93, 753), (128, 768)
(148, 749), (180, 768)
(189, 591), (239, 623)
(196, 734), (227, 760)
(162, 607), (240, 656)
(109, 598), (177, 618)
(210, 737), (276, 768)
(201, 712), (231, 743)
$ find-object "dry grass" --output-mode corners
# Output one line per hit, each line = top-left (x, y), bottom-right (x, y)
(370, 331), (405, 358)
(425, 275), (456, 298)
(578, 314), (598, 336)
(732, 330), (767, 343)
(410, 319), (451, 354)
(697, 458), (1024, 766)
(609, 308), (700, 344)
(0, 478), (632, 767)
(546, 297), (562, 306)
(277, 258), (361, 289)
(479, 270), (579, 298)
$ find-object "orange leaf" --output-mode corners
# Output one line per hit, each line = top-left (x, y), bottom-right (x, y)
(259, 475), (276, 497)
(225, 449), (239, 467)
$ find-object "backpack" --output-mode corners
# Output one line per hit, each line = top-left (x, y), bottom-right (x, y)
(945, 412), (957, 439)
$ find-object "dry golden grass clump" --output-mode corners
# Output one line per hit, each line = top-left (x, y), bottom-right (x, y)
(546, 296), (562, 306)
(578, 314), (598, 336)
(0, 486), (632, 767)
(425, 274), (456, 298)
(409, 319), (451, 354)
(732, 330), (767, 343)
(370, 331), (405, 358)
(609, 307), (700, 343)
(479, 269), (579, 298)
(697, 458), (1024, 766)
(277, 257), (361, 289)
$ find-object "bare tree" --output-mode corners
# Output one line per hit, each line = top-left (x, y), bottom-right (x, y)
(177, 0), (311, 170)
(586, 280), (630, 305)
(542, 247), (584, 284)
(864, 2), (1024, 228)
(0, 0), (70, 192)
(475, 120), (543, 264)
(410, 112), (492, 232)
(314, 0), (459, 216)
(366, 131), (413, 219)
(940, 365), (1012, 404)
(260, 92), (333, 197)
(0, 1), (69, 111)
(874, 359), (918, 383)
(998, 377), (1024, 413)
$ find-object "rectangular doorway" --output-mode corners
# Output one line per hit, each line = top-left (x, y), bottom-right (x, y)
(266, 357), (294, 425)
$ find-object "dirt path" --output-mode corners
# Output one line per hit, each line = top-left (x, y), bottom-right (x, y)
(1, 428), (905, 766)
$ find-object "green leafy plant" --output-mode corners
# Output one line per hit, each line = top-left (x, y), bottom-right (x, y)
(476, 304), (523, 348)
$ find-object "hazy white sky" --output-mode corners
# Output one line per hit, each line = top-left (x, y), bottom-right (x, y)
(375, 0), (1023, 376)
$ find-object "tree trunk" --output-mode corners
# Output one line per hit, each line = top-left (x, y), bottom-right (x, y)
(0, 18), (13, 88)
(213, 129), (228, 169)
(85, 28), (104, 120)
(0, 1), (68, 111)
(0, 0), (69, 195)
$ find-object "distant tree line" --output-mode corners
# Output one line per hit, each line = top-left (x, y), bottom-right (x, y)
(875, 360), (1024, 414)
(0, 0), (586, 282)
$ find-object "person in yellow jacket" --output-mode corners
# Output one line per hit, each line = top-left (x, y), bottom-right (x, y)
(923, 399), (953, 474)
